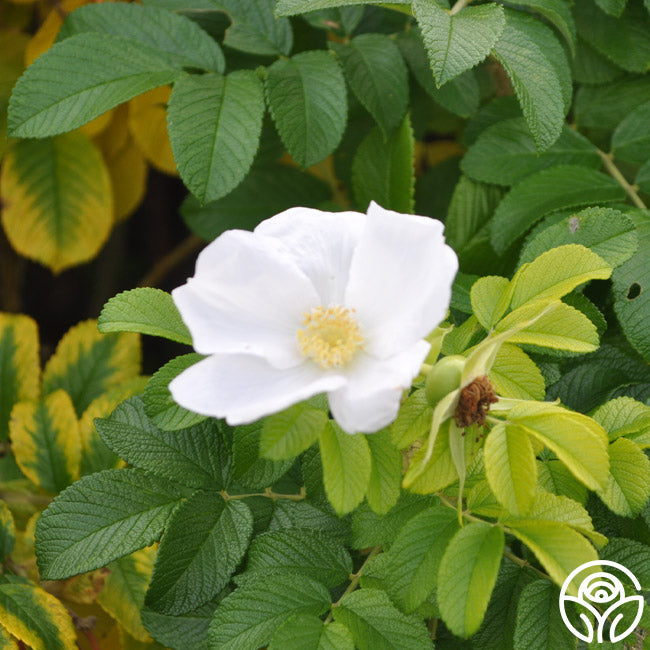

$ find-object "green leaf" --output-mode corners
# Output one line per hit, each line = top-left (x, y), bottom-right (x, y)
(612, 100), (650, 164)
(143, 354), (208, 432)
(597, 437), (650, 516)
(513, 581), (575, 650)
(1, 133), (113, 273)
(319, 422), (371, 515)
(244, 529), (352, 587)
(208, 574), (331, 650)
(471, 275), (511, 329)
(352, 115), (414, 212)
(461, 119), (599, 186)
(8, 34), (181, 138)
(484, 423), (537, 516)
(489, 343), (545, 401)
(601, 538), (650, 589)
(491, 11), (568, 151)
(276, 0), (409, 15)
(499, 0), (576, 53)
(574, 0), (650, 73)
(595, 0), (628, 15)
(9, 390), (80, 494)
(270, 615), (353, 650)
(180, 163), (330, 241)
(42, 320), (140, 416)
(519, 207), (638, 270)
(260, 402), (328, 461)
(265, 51), (347, 168)
(508, 401), (609, 490)
(330, 34), (408, 138)
(412, 0), (505, 86)
(98, 288), (192, 345)
(35, 468), (184, 580)
(0, 583), (76, 650)
(0, 313), (39, 441)
(612, 211), (650, 361)
(58, 2), (225, 72)
(437, 522), (505, 638)
(216, 0), (293, 56)
(572, 37), (624, 84)
(490, 167), (625, 253)
(232, 421), (294, 489)
(506, 521), (598, 590)
(390, 388), (432, 450)
(167, 71), (264, 203)
(537, 459), (588, 505)
(95, 396), (230, 490)
(383, 505), (460, 613)
(333, 588), (434, 650)
(0, 501), (15, 562)
(592, 396), (650, 443)
(366, 431), (401, 516)
(146, 493), (253, 615)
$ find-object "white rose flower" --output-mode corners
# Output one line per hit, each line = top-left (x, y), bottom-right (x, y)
(169, 201), (458, 433)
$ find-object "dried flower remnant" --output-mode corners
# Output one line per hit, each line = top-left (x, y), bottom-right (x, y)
(454, 375), (498, 428)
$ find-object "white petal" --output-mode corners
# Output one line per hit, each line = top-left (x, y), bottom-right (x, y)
(255, 207), (365, 305)
(345, 201), (458, 358)
(170, 354), (346, 425)
(172, 229), (319, 368)
(328, 340), (430, 433)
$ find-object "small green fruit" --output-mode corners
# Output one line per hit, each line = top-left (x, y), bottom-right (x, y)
(425, 355), (466, 407)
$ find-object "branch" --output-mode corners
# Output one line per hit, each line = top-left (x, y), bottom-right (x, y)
(598, 150), (647, 210)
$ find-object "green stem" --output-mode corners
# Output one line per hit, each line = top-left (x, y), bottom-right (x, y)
(598, 149), (647, 210)
(502, 548), (550, 581)
(449, 0), (471, 16)
(220, 487), (306, 501)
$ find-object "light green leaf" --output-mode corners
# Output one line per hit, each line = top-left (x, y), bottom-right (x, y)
(217, 0), (293, 56)
(1, 133), (113, 273)
(333, 588), (434, 650)
(265, 50), (347, 168)
(513, 580), (576, 650)
(390, 389), (432, 450)
(208, 574), (331, 650)
(537, 459), (588, 505)
(35, 468), (184, 580)
(484, 423), (537, 516)
(276, 0), (409, 15)
(519, 207), (638, 269)
(42, 320), (140, 416)
(508, 402), (609, 491)
(384, 505), (460, 613)
(98, 288), (192, 345)
(491, 11), (568, 151)
(8, 34), (181, 137)
(592, 396), (650, 443)
(595, 0), (628, 15)
(461, 119), (599, 186)
(167, 71), (264, 203)
(597, 437), (650, 516)
(489, 343), (545, 401)
(352, 115), (414, 212)
(0, 313), (39, 441)
(366, 430), (401, 515)
(270, 615), (353, 650)
(438, 522), (505, 638)
(146, 493), (253, 615)
(244, 529), (352, 588)
(510, 245), (612, 309)
(330, 34), (408, 138)
(58, 2), (225, 72)
(471, 275), (511, 329)
(143, 354), (208, 432)
(612, 100), (650, 163)
(9, 390), (79, 494)
(413, 0), (505, 86)
(506, 521), (598, 593)
(260, 402), (328, 461)
(95, 396), (230, 490)
(319, 422), (371, 515)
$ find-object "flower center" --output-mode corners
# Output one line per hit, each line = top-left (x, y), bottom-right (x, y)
(297, 305), (364, 369)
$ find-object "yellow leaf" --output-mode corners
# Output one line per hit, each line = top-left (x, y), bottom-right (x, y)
(10, 390), (81, 493)
(78, 110), (113, 138)
(1, 132), (114, 273)
(0, 625), (18, 649)
(0, 582), (77, 650)
(97, 547), (156, 642)
(0, 312), (40, 440)
(11, 512), (38, 582)
(128, 86), (177, 176)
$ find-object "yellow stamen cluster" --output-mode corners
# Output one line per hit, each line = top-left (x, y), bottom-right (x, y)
(297, 305), (364, 369)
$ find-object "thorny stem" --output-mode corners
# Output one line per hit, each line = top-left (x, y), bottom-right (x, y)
(324, 546), (382, 624)
(138, 234), (204, 288)
(502, 549), (550, 581)
(219, 487), (306, 502)
(598, 149), (648, 210)
(449, 0), (471, 15)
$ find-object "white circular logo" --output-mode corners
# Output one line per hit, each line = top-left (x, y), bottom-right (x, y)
(559, 560), (645, 643)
